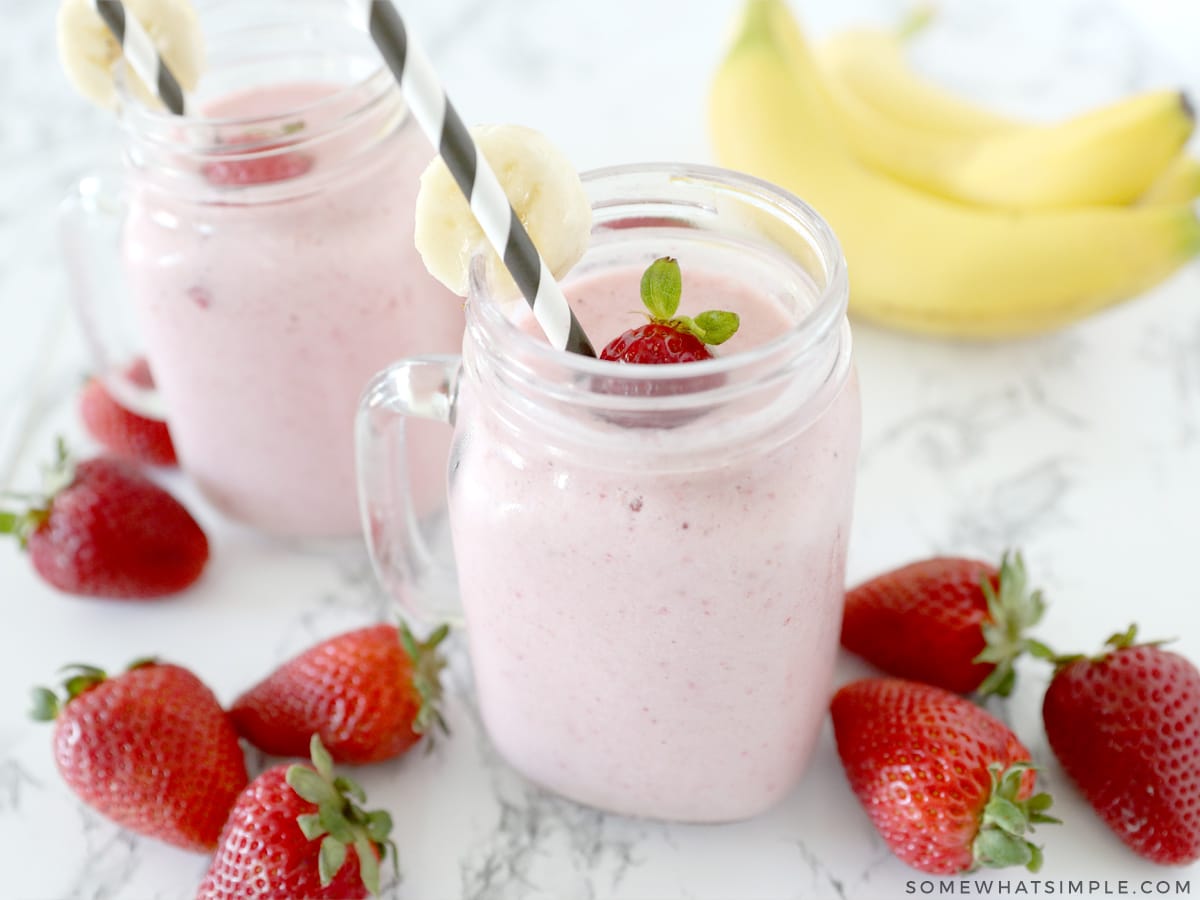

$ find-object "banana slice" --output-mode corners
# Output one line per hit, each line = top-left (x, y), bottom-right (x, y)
(57, 0), (204, 111)
(414, 124), (592, 298)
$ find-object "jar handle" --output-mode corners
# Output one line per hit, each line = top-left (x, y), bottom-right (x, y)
(58, 172), (165, 420)
(356, 356), (463, 626)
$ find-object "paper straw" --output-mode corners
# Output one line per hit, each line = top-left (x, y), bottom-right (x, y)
(348, 0), (596, 357)
(93, 0), (188, 115)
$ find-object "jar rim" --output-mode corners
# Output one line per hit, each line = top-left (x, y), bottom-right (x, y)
(467, 162), (850, 390)
(117, 64), (395, 145)
(114, 11), (398, 153)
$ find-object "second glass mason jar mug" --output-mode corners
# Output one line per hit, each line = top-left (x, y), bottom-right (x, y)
(358, 163), (862, 822)
(61, 0), (463, 537)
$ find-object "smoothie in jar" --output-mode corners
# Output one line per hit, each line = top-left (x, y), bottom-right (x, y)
(445, 165), (861, 821)
(118, 5), (461, 536)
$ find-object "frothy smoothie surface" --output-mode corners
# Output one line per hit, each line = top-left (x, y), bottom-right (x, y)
(506, 262), (798, 357)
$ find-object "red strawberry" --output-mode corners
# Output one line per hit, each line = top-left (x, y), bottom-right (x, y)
(601, 322), (713, 364)
(203, 131), (313, 186)
(198, 736), (396, 899)
(79, 358), (177, 466)
(598, 257), (739, 365)
(30, 660), (247, 851)
(841, 553), (1048, 696)
(230, 622), (449, 765)
(1043, 625), (1200, 865)
(831, 678), (1056, 874)
(0, 442), (208, 599)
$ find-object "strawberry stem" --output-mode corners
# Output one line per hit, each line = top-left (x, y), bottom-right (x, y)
(286, 735), (399, 896)
(636, 257), (741, 347)
(971, 761), (1058, 872)
(1043, 623), (1173, 671)
(973, 552), (1047, 697)
(0, 438), (79, 549)
(399, 620), (451, 744)
(29, 663), (111, 722)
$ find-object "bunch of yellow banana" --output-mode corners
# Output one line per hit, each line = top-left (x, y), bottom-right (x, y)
(709, 0), (1200, 338)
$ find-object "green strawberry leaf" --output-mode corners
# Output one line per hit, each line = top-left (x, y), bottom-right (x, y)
(973, 828), (1035, 870)
(318, 804), (355, 844)
(355, 834), (381, 896)
(29, 664), (111, 722)
(982, 796), (1027, 835)
(1105, 624), (1140, 648)
(640, 257), (682, 320)
(29, 687), (59, 721)
(691, 310), (740, 345)
(1028, 843), (1045, 873)
(972, 552), (1049, 698)
(56, 664), (107, 700)
(309, 733), (335, 779)
(971, 761), (1057, 872)
(287, 766), (336, 806)
(43, 438), (76, 497)
(334, 775), (366, 804)
(318, 835), (347, 888)
(365, 810), (393, 844)
(1025, 639), (1057, 661)
(296, 813), (326, 841)
(400, 619), (451, 743)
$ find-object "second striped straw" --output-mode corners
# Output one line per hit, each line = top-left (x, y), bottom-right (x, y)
(91, 0), (188, 115)
(347, 0), (597, 358)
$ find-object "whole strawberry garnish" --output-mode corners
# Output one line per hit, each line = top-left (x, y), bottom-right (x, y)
(230, 622), (449, 765)
(831, 678), (1056, 874)
(203, 128), (313, 186)
(30, 660), (247, 851)
(1043, 625), (1200, 865)
(79, 358), (177, 466)
(0, 441), (208, 598)
(198, 736), (397, 899)
(841, 552), (1048, 696)
(598, 257), (739, 364)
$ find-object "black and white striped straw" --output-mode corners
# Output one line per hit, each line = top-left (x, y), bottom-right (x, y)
(92, 0), (187, 115)
(348, 0), (596, 357)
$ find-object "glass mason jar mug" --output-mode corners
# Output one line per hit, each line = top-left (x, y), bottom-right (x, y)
(60, 0), (462, 537)
(359, 164), (861, 822)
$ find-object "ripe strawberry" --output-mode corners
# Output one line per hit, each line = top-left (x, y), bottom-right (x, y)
(198, 736), (397, 899)
(78, 358), (177, 466)
(831, 678), (1056, 874)
(203, 131), (313, 186)
(601, 322), (712, 364)
(230, 622), (449, 765)
(0, 442), (208, 598)
(1043, 625), (1200, 865)
(841, 552), (1049, 696)
(598, 256), (740, 365)
(30, 660), (247, 851)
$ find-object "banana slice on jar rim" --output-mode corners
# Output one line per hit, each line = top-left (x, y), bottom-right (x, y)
(57, 0), (204, 111)
(414, 124), (592, 299)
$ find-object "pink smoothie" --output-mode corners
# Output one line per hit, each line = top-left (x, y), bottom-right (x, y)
(449, 263), (860, 821)
(122, 82), (462, 535)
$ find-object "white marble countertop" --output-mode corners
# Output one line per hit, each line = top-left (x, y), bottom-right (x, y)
(3, 0), (1200, 897)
